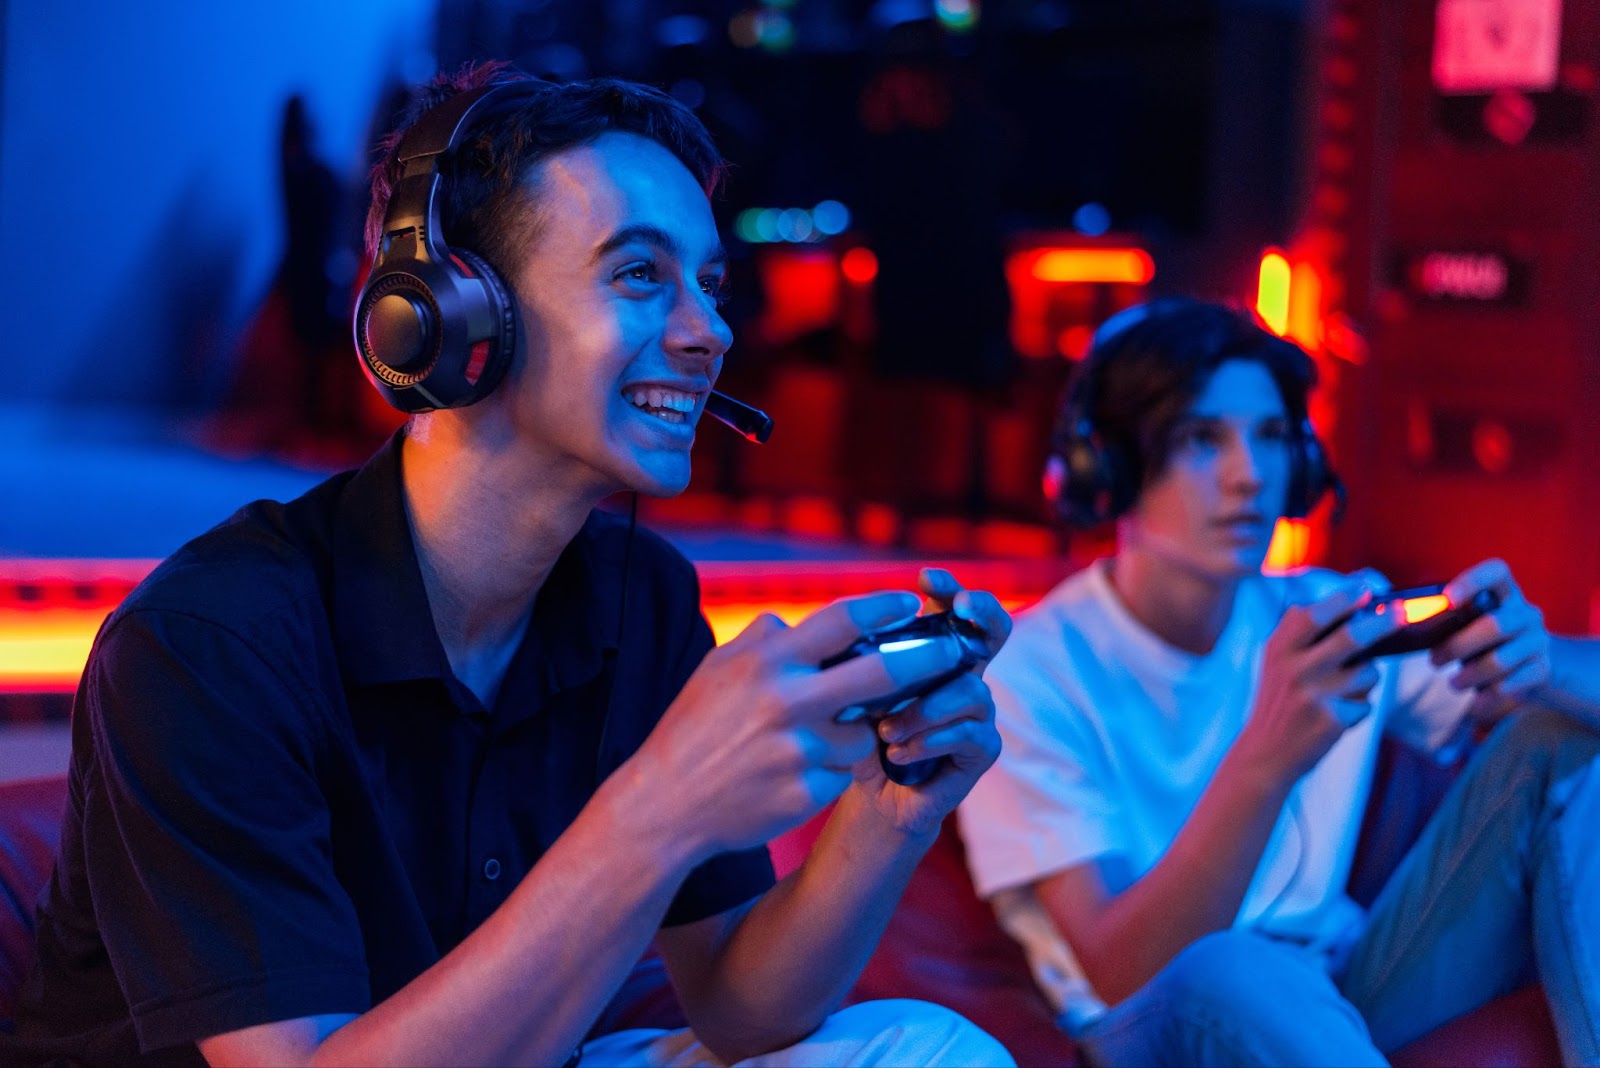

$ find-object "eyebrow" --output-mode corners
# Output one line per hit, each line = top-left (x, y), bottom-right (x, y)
(592, 223), (727, 269)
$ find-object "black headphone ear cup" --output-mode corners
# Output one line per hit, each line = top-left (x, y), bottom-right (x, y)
(353, 247), (517, 413)
(1285, 434), (1308, 519)
(445, 247), (517, 404)
(354, 266), (443, 406)
(1048, 422), (1132, 527)
(1285, 421), (1341, 519)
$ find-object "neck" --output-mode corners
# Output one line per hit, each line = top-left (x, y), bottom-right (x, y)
(1106, 540), (1242, 657)
(400, 414), (609, 700)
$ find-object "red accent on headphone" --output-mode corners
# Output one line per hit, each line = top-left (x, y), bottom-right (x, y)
(465, 340), (489, 385)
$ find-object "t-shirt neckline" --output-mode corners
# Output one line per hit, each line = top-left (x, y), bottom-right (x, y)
(1083, 558), (1255, 680)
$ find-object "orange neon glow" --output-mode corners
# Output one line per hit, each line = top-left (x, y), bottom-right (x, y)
(1002, 241), (1152, 358)
(1400, 594), (1450, 624)
(840, 247), (879, 284)
(704, 597), (1034, 646)
(1029, 248), (1154, 285)
(1287, 261), (1323, 349)
(0, 560), (153, 693)
(704, 601), (833, 645)
(0, 609), (109, 692)
(2, 560), (1059, 693)
(1256, 250), (1292, 336)
(3, 599), (1041, 690)
(1262, 518), (1311, 574)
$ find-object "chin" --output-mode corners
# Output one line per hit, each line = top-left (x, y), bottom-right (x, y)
(1232, 551), (1272, 576)
(628, 459), (693, 498)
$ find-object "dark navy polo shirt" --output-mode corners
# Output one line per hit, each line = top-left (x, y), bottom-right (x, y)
(10, 433), (774, 1066)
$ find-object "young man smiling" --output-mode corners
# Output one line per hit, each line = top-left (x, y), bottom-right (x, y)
(958, 298), (1600, 1065)
(11, 68), (1014, 1068)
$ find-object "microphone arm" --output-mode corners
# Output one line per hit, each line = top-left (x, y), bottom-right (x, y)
(704, 391), (774, 444)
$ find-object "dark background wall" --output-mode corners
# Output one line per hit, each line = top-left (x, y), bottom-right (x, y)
(1327, 0), (1600, 632)
(1, 0), (437, 410)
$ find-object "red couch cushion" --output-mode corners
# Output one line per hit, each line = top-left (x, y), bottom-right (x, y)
(0, 775), (68, 1024)
(1390, 986), (1560, 1068)
(772, 809), (1079, 1066)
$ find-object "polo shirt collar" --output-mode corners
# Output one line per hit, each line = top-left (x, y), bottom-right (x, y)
(524, 515), (626, 695)
(330, 430), (626, 695)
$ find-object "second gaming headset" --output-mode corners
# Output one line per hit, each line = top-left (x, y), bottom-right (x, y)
(353, 80), (546, 414)
(1044, 299), (1344, 528)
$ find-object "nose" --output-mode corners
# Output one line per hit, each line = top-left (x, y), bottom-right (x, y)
(1222, 439), (1267, 493)
(666, 284), (733, 371)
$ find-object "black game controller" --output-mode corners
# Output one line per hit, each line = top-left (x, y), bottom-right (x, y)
(1341, 584), (1502, 667)
(821, 611), (989, 785)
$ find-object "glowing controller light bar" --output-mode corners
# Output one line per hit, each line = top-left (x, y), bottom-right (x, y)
(1399, 594), (1451, 624)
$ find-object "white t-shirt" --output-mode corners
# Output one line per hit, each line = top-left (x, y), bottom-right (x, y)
(957, 560), (1470, 1030)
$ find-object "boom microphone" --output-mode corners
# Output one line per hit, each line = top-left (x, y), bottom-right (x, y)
(704, 391), (774, 444)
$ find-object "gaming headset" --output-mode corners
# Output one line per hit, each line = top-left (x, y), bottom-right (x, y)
(352, 80), (776, 444)
(1044, 300), (1344, 528)
(352, 81), (547, 413)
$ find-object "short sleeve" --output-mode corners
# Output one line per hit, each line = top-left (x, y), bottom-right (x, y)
(81, 609), (370, 1050)
(647, 609), (776, 927)
(958, 643), (1124, 900)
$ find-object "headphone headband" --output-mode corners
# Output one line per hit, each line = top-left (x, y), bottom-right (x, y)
(396, 82), (546, 166)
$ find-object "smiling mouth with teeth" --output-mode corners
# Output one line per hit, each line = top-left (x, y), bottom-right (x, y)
(624, 387), (699, 425)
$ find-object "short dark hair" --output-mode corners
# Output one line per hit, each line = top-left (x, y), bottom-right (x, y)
(1066, 297), (1318, 489)
(365, 61), (725, 280)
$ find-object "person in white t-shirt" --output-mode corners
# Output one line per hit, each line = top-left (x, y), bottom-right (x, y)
(957, 298), (1600, 1066)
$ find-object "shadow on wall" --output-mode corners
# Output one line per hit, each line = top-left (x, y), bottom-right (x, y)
(69, 177), (243, 411)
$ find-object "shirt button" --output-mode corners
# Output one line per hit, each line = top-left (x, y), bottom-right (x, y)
(482, 857), (502, 881)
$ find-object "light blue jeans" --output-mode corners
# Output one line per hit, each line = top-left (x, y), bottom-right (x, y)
(1076, 708), (1600, 1067)
(577, 999), (1015, 1067)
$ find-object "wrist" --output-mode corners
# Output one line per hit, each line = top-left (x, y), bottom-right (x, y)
(593, 755), (708, 880)
(838, 783), (942, 854)
(1221, 732), (1298, 799)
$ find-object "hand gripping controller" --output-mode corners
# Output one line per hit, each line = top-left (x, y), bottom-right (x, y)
(822, 611), (989, 785)
(1341, 584), (1502, 666)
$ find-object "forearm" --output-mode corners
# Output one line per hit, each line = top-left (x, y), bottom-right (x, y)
(684, 787), (934, 1061)
(313, 763), (700, 1067)
(1050, 747), (1292, 1005)
(1542, 636), (1600, 728)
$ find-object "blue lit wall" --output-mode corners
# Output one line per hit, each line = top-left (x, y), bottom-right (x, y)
(1, 0), (438, 410)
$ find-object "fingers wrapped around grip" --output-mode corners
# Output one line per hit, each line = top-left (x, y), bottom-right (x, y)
(874, 673), (998, 769)
(874, 672), (995, 745)
(778, 592), (921, 662)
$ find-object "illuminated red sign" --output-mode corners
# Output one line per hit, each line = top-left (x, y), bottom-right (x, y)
(1392, 248), (1529, 305)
